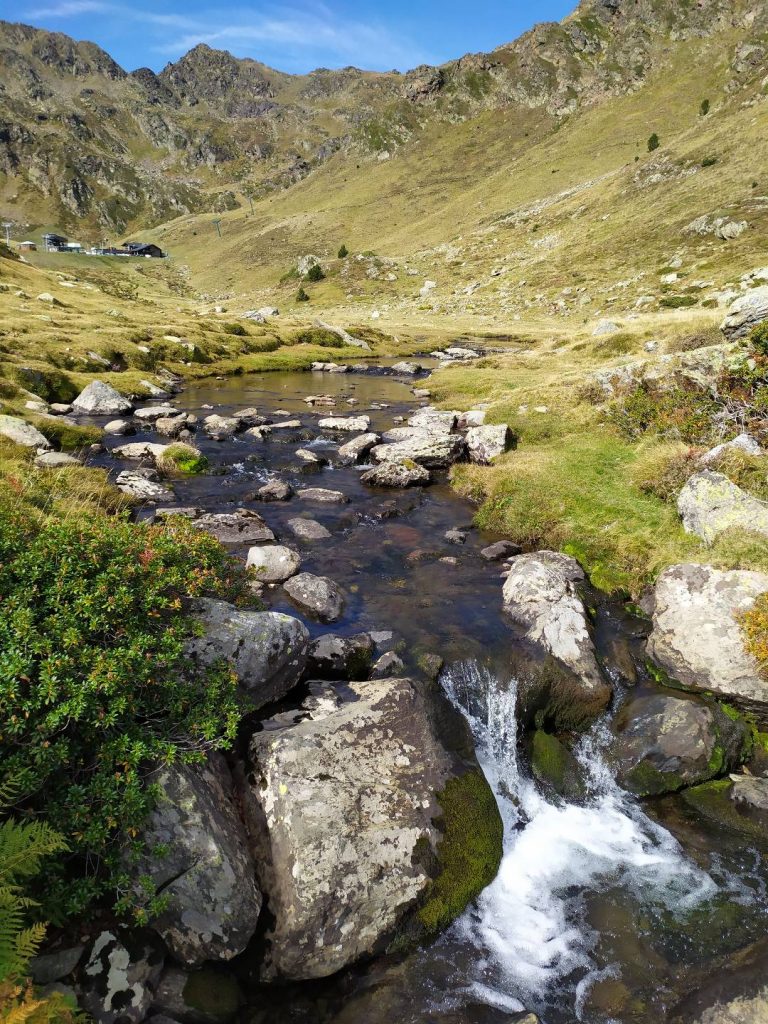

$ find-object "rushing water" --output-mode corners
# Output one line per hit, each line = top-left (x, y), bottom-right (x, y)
(441, 661), (719, 1021)
(81, 366), (768, 1023)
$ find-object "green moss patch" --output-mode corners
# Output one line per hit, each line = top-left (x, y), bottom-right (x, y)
(416, 769), (503, 936)
(682, 778), (768, 848)
(530, 730), (585, 799)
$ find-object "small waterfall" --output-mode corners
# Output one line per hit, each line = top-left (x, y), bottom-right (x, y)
(440, 660), (722, 1019)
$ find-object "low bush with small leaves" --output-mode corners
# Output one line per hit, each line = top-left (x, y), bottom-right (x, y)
(648, 133), (660, 152)
(305, 263), (325, 282)
(222, 322), (248, 336)
(296, 287), (310, 302)
(0, 505), (249, 922)
(741, 592), (768, 677)
(750, 322), (768, 358)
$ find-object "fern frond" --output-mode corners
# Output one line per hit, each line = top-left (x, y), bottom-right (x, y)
(0, 820), (67, 886)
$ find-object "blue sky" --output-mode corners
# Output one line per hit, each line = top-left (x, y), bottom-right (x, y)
(5, 0), (575, 74)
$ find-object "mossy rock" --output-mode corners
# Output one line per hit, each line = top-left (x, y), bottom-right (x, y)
(414, 769), (503, 937)
(30, 416), (102, 452)
(530, 730), (585, 800)
(682, 777), (768, 848)
(182, 967), (242, 1021)
(651, 890), (764, 964)
(12, 365), (78, 403)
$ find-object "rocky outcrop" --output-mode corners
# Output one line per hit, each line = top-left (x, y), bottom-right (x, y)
(238, 676), (498, 980)
(612, 692), (748, 796)
(0, 414), (51, 449)
(699, 433), (763, 466)
(465, 424), (514, 464)
(283, 572), (345, 622)
(502, 551), (611, 725)
(72, 380), (133, 415)
(721, 285), (768, 338)
(130, 754), (261, 966)
(186, 598), (309, 707)
(677, 471), (768, 543)
(646, 564), (768, 721)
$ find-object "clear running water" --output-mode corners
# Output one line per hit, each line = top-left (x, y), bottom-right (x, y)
(441, 660), (724, 1020)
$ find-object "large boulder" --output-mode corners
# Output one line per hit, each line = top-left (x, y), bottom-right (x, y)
(502, 551), (611, 726)
(371, 433), (467, 469)
(683, 774), (768, 850)
(306, 633), (374, 680)
(361, 462), (431, 488)
(246, 544), (302, 583)
(0, 414), (51, 449)
(34, 451), (79, 468)
(465, 424), (513, 464)
(238, 676), (501, 980)
(113, 441), (170, 462)
(612, 692), (748, 796)
(678, 471), (768, 543)
(283, 572), (345, 622)
(186, 598), (309, 707)
(720, 285), (768, 338)
(699, 433), (763, 466)
(406, 408), (458, 435)
(646, 564), (768, 721)
(116, 469), (174, 502)
(318, 415), (371, 432)
(337, 432), (380, 463)
(72, 380), (133, 415)
(79, 930), (164, 1024)
(192, 510), (274, 545)
(130, 754), (261, 966)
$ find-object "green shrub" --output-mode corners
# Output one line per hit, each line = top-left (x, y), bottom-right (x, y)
(648, 133), (660, 152)
(222, 322), (247, 336)
(337, 244), (349, 259)
(305, 263), (325, 282)
(750, 322), (768, 357)
(292, 328), (343, 348)
(296, 287), (310, 302)
(701, 156), (718, 168)
(157, 443), (208, 475)
(608, 382), (720, 444)
(0, 507), (248, 921)
(700, 98), (710, 116)
(660, 295), (697, 309)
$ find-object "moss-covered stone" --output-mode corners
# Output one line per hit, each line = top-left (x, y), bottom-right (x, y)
(182, 968), (242, 1021)
(682, 777), (768, 848)
(530, 730), (585, 800)
(12, 365), (78, 403)
(415, 769), (503, 936)
(30, 416), (102, 451)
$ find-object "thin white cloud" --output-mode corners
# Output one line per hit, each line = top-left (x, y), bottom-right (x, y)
(20, 0), (434, 72)
(26, 0), (110, 16)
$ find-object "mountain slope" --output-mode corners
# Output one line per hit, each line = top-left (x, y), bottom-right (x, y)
(1, 0), (765, 243)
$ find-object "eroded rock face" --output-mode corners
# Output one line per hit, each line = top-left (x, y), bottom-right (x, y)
(186, 597), (309, 706)
(238, 677), (484, 980)
(131, 755), (261, 966)
(678, 471), (768, 543)
(0, 414), (51, 449)
(646, 564), (768, 720)
(612, 692), (747, 796)
(72, 380), (133, 415)
(80, 930), (164, 1024)
(502, 551), (611, 724)
(465, 424), (513, 464)
(721, 285), (768, 338)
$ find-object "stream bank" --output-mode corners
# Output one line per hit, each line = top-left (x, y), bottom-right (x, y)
(48, 362), (768, 1024)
